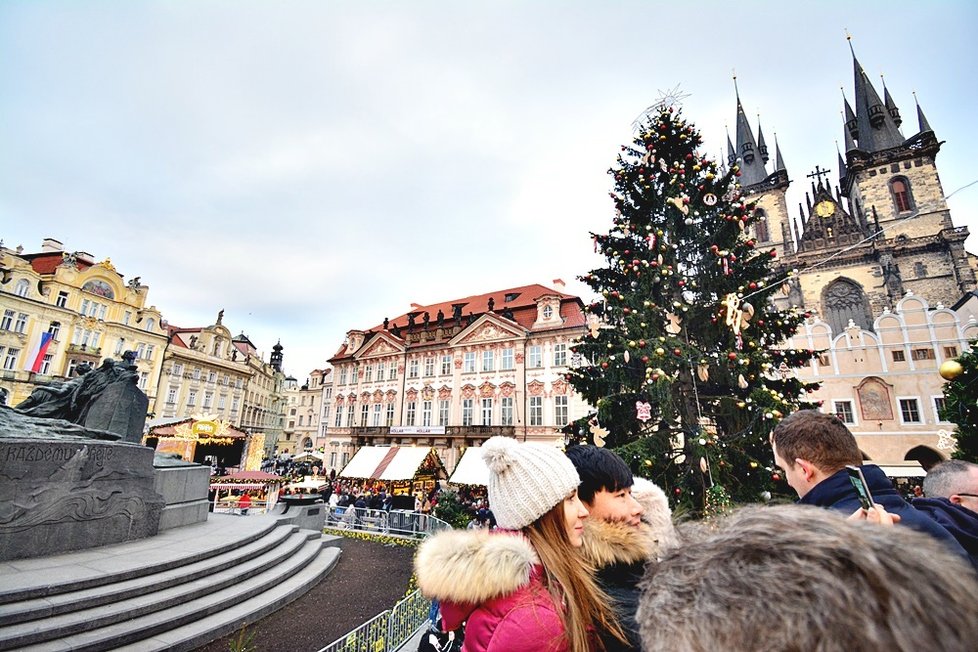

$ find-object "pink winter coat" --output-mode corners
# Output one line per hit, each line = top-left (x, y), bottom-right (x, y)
(415, 530), (569, 652)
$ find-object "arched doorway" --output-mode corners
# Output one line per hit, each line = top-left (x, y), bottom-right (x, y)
(904, 445), (945, 472)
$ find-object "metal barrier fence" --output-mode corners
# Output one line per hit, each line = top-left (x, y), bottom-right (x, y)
(315, 588), (431, 652)
(316, 509), (451, 652)
(324, 506), (451, 539)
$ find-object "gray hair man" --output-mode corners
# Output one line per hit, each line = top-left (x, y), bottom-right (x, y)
(913, 459), (978, 570)
(636, 505), (978, 652)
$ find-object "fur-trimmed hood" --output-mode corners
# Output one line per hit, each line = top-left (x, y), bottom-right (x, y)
(415, 529), (539, 604)
(581, 477), (679, 567)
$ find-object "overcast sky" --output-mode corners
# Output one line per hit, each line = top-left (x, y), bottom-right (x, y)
(2, 1), (976, 380)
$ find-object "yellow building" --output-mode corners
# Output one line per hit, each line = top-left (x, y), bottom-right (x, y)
(156, 320), (287, 463)
(0, 239), (167, 408)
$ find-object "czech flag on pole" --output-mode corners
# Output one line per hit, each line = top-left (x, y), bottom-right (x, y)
(25, 331), (54, 373)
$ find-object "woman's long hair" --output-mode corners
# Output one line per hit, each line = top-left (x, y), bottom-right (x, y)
(523, 503), (628, 652)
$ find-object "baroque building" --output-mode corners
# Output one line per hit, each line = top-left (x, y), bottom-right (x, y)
(730, 47), (977, 469)
(326, 282), (587, 474)
(0, 239), (167, 407)
(279, 368), (329, 455)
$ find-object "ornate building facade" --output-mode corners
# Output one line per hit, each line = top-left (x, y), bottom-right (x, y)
(326, 283), (588, 473)
(0, 239), (167, 407)
(279, 368), (330, 455)
(730, 49), (977, 468)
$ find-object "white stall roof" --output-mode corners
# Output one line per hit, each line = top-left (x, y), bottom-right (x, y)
(339, 446), (439, 480)
(449, 447), (490, 486)
(878, 462), (926, 478)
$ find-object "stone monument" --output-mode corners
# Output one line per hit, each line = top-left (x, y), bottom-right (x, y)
(0, 354), (165, 561)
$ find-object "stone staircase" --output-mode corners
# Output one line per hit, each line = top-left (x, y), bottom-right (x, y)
(0, 513), (341, 652)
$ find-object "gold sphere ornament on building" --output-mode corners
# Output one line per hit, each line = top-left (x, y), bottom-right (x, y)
(815, 200), (835, 218)
(939, 359), (964, 380)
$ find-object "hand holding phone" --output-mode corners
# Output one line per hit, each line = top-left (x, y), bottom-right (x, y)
(846, 465), (875, 510)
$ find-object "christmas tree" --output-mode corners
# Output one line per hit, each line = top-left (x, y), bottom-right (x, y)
(938, 352), (978, 462)
(566, 105), (819, 513)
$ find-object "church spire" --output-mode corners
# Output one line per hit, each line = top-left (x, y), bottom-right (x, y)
(774, 133), (786, 172)
(849, 39), (904, 152)
(881, 75), (902, 128)
(726, 127), (736, 168)
(836, 140), (848, 181)
(913, 91), (934, 134)
(842, 89), (858, 143)
(757, 119), (770, 164)
(733, 75), (769, 186)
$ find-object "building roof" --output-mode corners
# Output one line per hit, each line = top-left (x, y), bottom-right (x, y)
(329, 283), (585, 362)
(23, 251), (95, 275)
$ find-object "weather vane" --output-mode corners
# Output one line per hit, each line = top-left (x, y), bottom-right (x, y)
(632, 84), (692, 131)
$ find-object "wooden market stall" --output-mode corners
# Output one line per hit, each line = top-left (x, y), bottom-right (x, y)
(209, 470), (284, 514)
(144, 417), (251, 470)
(339, 446), (446, 507)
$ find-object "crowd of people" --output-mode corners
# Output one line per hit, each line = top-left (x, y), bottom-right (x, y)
(414, 410), (978, 652)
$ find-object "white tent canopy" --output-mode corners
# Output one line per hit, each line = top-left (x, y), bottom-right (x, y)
(339, 446), (438, 481)
(292, 451), (324, 463)
(878, 462), (926, 478)
(448, 447), (490, 486)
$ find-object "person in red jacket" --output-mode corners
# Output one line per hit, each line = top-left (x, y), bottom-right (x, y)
(238, 491), (252, 515)
(415, 437), (626, 652)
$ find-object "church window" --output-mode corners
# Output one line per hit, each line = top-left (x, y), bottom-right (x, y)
(889, 177), (914, 213)
(913, 262), (927, 278)
(822, 278), (873, 334)
(753, 209), (769, 242)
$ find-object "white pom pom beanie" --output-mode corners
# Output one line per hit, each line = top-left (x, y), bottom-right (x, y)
(481, 436), (581, 530)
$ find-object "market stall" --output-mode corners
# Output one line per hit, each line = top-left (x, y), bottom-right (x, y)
(339, 446), (446, 503)
(448, 446), (490, 486)
(209, 470), (284, 513)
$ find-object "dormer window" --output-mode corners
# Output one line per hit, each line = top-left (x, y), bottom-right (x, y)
(868, 104), (885, 128)
(740, 142), (754, 164)
(543, 305), (553, 320)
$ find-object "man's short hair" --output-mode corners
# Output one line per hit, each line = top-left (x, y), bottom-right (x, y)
(923, 459), (978, 498)
(565, 445), (633, 503)
(770, 409), (861, 473)
(636, 504), (978, 652)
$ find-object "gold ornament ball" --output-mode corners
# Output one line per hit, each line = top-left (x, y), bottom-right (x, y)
(939, 359), (964, 380)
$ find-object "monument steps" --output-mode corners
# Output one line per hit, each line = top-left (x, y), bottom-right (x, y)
(0, 515), (281, 605)
(0, 515), (341, 652)
(0, 526), (317, 645)
(0, 523), (297, 626)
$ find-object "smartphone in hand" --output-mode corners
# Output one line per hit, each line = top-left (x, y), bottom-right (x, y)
(846, 465), (875, 510)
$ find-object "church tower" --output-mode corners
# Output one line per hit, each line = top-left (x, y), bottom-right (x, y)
(838, 43), (975, 306)
(728, 79), (793, 260)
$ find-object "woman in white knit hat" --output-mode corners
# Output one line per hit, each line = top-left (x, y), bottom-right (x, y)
(415, 436), (626, 652)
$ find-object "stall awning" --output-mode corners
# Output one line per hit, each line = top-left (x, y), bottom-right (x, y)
(878, 463), (926, 478)
(449, 447), (490, 486)
(339, 446), (439, 481)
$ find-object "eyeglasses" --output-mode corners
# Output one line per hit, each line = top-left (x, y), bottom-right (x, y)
(956, 493), (978, 499)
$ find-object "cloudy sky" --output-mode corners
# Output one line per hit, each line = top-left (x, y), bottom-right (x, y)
(2, 1), (976, 380)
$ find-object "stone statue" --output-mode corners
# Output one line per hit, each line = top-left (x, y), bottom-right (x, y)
(487, 297), (495, 312)
(13, 355), (149, 443)
(436, 310), (444, 326)
(216, 309), (224, 325)
(423, 312), (430, 329)
(383, 317), (389, 330)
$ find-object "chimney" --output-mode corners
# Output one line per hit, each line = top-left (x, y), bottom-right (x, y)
(41, 238), (63, 252)
(75, 251), (95, 264)
(552, 278), (566, 290)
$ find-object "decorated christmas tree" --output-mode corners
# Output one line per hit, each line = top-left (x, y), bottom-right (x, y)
(566, 105), (819, 513)
(939, 352), (978, 462)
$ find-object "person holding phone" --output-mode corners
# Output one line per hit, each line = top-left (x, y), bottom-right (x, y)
(769, 410), (967, 557)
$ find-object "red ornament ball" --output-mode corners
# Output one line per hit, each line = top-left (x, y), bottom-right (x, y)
(601, 362), (609, 369)
(727, 352), (738, 361)
(771, 472), (782, 482)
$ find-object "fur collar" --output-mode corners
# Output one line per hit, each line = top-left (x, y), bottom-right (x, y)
(416, 530), (539, 604)
(581, 518), (655, 567)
